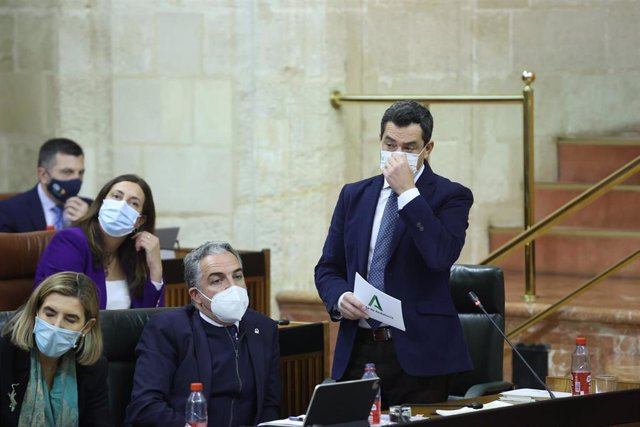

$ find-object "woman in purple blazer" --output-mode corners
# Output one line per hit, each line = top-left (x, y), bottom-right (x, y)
(35, 174), (165, 309)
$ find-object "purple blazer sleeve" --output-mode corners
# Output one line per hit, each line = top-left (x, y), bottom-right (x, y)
(35, 228), (95, 284)
(130, 277), (165, 308)
(35, 227), (165, 309)
(34, 228), (107, 307)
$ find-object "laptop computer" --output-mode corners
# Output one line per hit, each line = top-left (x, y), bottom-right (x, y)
(156, 227), (180, 249)
(302, 378), (380, 427)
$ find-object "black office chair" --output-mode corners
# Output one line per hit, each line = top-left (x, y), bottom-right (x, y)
(99, 307), (174, 426)
(448, 264), (514, 399)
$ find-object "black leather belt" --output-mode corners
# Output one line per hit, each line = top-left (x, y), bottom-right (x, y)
(357, 327), (392, 342)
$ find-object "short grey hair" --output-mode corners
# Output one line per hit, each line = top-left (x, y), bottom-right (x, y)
(183, 241), (243, 289)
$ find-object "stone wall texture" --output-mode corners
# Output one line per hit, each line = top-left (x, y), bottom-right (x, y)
(1, 0), (639, 314)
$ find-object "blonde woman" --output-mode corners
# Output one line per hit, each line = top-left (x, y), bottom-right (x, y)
(0, 272), (111, 426)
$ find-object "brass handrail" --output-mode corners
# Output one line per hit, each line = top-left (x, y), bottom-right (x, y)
(330, 93), (524, 107)
(507, 248), (640, 340)
(331, 70), (538, 298)
(480, 155), (640, 266)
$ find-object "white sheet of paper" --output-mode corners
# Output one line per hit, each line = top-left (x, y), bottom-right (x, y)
(435, 400), (512, 416)
(354, 273), (406, 331)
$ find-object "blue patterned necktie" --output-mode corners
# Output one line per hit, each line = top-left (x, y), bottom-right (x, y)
(52, 205), (65, 230)
(367, 190), (398, 328)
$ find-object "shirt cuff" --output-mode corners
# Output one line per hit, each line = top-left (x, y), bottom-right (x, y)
(151, 279), (164, 290)
(333, 292), (350, 320)
(397, 187), (420, 210)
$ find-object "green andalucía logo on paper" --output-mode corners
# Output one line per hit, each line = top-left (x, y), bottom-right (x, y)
(368, 295), (382, 311)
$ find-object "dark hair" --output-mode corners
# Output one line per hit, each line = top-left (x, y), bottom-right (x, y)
(38, 138), (84, 169)
(380, 101), (434, 145)
(77, 174), (156, 300)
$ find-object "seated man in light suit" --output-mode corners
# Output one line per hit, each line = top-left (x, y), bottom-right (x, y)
(0, 138), (92, 232)
(126, 241), (280, 427)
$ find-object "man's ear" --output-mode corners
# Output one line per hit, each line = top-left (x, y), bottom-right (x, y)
(189, 287), (201, 305)
(425, 140), (434, 155)
(37, 166), (49, 185)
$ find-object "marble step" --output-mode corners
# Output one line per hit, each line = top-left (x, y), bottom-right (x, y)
(489, 227), (640, 277)
(535, 183), (640, 229)
(503, 272), (640, 382)
(557, 136), (640, 184)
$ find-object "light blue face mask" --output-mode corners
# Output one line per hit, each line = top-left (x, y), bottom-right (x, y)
(98, 199), (140, 237)
(33, 316), (83, 358)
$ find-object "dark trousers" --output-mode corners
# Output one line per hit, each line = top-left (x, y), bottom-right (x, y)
(342, 329), (451, 409)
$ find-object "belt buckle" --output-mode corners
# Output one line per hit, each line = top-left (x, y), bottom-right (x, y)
(372, 327), (391, 342)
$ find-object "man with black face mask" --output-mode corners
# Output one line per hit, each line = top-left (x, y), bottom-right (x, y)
(0, 138), (92, 232)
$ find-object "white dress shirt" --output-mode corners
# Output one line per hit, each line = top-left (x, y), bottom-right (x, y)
(338, 164), (426, 327)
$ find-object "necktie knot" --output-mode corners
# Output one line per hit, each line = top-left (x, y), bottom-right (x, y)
(52, 205), (65, 230)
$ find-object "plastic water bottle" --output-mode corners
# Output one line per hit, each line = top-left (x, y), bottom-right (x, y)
(362, 363), (381, 425)
(571, 337), (591, 396)
(185, 382), (207, 427)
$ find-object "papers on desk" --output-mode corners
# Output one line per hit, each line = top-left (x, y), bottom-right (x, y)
(435, 400), (513, 416)
(259, 414), (427, 426)
(258, 415), (304, 426)
(354, 273), (406, 331)
(499, 388), (571, 403)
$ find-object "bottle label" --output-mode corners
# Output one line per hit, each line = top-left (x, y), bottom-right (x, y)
(369, 397), (381, 425)
(571, 372), (591, 395)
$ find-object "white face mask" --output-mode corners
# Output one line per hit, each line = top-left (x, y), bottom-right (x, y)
(198, 285), (249, 324)
(379, 146), (426, 174)
(98, 199), (140, 237)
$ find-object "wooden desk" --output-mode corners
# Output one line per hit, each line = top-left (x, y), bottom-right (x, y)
(278, 321), (329, 418)
(405, 389), (640, 426)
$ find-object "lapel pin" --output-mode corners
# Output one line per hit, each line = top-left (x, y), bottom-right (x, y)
(9, 383), (19, 412)
(254, 328), (260, 334)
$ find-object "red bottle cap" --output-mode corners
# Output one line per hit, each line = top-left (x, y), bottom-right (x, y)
(190, 382), (203, 391)
(575, 337), (586, 345)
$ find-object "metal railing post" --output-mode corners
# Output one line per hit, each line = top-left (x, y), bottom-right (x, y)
(522, 70), (536, 301)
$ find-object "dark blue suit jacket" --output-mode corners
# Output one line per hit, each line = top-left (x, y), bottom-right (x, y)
(125, 305), (280, 427)
(0, 185), (92, 232)
(315, 162), (474, 379)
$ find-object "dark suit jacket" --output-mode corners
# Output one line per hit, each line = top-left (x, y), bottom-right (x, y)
(0, 336), (112, 427)
(125, 305), (280, 427)
(0, 185), (92, 232)
(315, 162), (474, 379)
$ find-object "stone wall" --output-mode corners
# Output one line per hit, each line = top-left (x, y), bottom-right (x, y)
(1, 1), (639, 313)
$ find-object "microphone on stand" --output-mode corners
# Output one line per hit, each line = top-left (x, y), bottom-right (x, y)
(467, 291), (556, 399)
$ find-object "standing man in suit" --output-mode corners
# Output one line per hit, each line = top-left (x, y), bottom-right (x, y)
(126, 241), (280, 427)
(315, 101), (473, 407)
(0, 138), (91, 232)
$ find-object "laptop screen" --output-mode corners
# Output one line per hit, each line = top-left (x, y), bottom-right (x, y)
(155, 227), (179, 249)
(303, 378), (379, 427)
